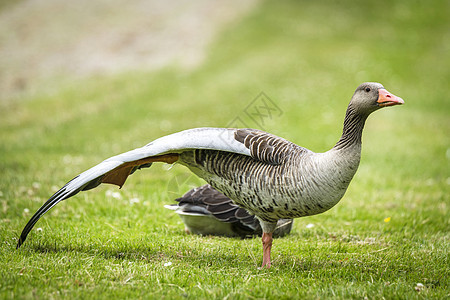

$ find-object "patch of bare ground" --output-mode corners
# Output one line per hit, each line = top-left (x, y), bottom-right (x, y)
(0, 0), (259, 100)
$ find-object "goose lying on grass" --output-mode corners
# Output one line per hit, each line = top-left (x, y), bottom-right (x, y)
(165, 184), (293, 238)
(17, 82), (404, 268)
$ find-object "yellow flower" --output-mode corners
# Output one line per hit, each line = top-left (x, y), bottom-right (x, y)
(384, 217), (391, 223)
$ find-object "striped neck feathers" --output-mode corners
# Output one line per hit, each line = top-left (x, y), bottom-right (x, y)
(333, 103), (369, 150)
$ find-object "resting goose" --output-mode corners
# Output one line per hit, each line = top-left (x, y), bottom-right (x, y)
(17, 82), (404, 268)
(165, 184), (293, 238)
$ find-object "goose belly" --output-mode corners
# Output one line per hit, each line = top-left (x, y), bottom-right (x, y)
(180, 150), (354, 222)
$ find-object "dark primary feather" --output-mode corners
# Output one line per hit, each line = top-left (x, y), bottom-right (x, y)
(16, 174), (102, 248)
(16, 154), (177, 248)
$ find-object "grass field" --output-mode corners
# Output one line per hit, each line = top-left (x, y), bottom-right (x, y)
(1, 0), (449, 299)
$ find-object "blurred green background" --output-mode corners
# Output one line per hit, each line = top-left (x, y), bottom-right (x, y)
(1, 0), (449, 298)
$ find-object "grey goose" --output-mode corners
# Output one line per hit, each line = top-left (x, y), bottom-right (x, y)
(17, 82), (404, 268)
(165, 184), (293, 238)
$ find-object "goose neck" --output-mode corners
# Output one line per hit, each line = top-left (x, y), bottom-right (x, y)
(333, 105), (368, 151)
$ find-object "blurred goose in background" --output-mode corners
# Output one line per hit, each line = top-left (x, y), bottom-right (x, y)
(165, 184), (293, 238)
(17, 82), (404, 268)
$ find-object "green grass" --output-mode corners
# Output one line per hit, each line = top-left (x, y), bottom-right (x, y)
(1, 0), (449, 299)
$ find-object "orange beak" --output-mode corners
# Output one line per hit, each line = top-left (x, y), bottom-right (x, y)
(377, 89), (405, 107)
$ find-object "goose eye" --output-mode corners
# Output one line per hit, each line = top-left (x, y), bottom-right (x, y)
(365, 87), (371, 92)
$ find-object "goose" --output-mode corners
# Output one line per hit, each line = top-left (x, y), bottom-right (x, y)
(165, 184), (293, 238)
(16, 82), (404, 268)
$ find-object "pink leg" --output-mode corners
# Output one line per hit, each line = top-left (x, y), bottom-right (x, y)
(261, 232), (273, 268)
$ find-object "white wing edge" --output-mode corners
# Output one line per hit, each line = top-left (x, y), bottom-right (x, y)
(64, 127), (250, 192)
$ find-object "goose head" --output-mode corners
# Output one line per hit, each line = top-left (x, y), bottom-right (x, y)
(349, 82), (404, 116)
(334, 82), (404, 150)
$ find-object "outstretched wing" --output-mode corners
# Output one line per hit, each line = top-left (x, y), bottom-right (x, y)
(17, 127), (304, 248)
(17, 128), (251, 248)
